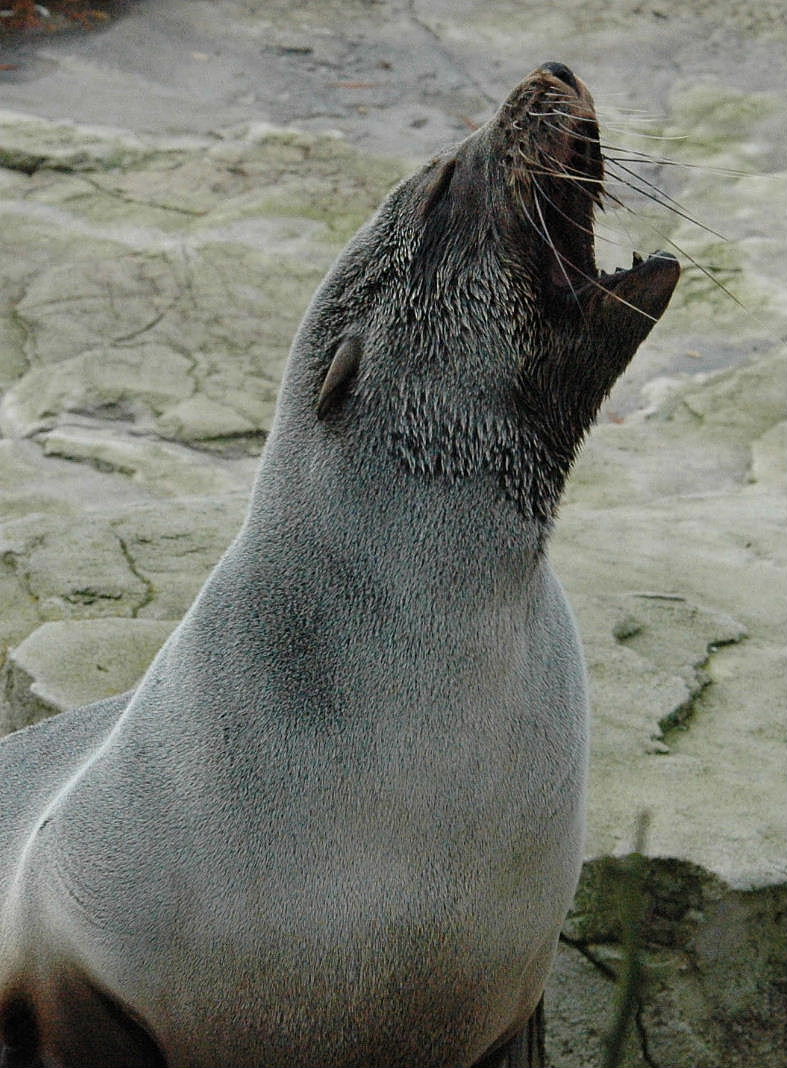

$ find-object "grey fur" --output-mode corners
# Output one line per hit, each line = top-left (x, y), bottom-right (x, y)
(0, 64), (678, 1067)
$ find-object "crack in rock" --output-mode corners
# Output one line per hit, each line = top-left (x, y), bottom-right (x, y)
(115, 533), (154, 619)
(635, 1001), (660, 1068)
(1, 540), (42, 607)
(562, 855), (787, 1066)
(555, 934), (659, 1067)
(407, 0), (497, 108)
(607, 592), (748, 747)
(80, 174), (208, 217)
(112, 306), (170, 344)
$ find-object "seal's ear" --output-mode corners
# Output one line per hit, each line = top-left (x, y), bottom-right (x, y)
(421, 158), (456, 217)
(316, 336), (363, 420)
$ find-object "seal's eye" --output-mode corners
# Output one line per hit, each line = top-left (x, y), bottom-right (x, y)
(421, 158), (456, 217)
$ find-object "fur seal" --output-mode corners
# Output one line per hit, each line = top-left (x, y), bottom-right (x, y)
(0, 62), (678, 1068)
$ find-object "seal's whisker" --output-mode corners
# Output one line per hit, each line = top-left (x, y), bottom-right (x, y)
(513, 184), (566, 265)
(515, 145), (540, 167)
(538, 120), (735, 183)
(604, 161), (727, 239)
(608, 198), (745, 308)
(531, 173), (596, 239)
(527, 110), (576, 121)
(527, 168), (609, 190)
(605, 157), (713, 218)
(604, 150), (756, 179)
(528, 169), (604, 185)
(512, 178), (582, 304)
(595, 96), (660, 109)
(660, 238), (747, 308)
(598, 111), (672, 121)
(530, 190), (585, 314)
(539, 144), (600, 178)
(601, 140), (693, 161)
(526, 183), (661, 323)
(571, 265), (661, 321)
(527, 152), (626, 210)
(528, 168), (622, 213)
(535, 217), (661, 323)
(537, 147), (604, 208)
(600, 135), (759, 177)
(593, 222), (646, 251)
(600, 127), (689, 141)
(531, 174), (628, 250)
(540, 119), (601, 145)
(604, 156), (703, 214)
(516, 144), (599, 200)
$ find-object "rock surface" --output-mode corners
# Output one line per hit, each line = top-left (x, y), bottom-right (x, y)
(1, 2), (785, 1064)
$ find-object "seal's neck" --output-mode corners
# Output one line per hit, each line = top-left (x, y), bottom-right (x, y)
(252, 414), (545, 610)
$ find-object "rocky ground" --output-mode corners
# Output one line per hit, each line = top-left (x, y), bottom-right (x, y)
(0, 2), (785, 1065)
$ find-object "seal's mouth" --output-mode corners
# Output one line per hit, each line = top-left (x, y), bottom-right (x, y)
(502, 62), (678, 315)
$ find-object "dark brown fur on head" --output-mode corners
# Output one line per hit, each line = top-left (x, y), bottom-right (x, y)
(311, 64), (680, 527)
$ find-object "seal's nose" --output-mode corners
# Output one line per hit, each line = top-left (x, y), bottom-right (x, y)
(541, 61), (580, 93)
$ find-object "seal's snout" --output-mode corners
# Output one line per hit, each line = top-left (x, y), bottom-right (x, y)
(540, 62), (580, 94)
(497, 63), (603, 292)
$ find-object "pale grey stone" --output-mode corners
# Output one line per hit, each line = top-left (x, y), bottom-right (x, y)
(0, 618), (176, 736)
(40, 426), (256, 497)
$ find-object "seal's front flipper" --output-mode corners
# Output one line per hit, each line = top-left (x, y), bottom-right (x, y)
(0, 998), (42, 1068)
(0, 975), (166, 1068)
(0, 1041), (43, 1068)
(474, 996), (546, 1068)
(0, 1044), (44, 1068)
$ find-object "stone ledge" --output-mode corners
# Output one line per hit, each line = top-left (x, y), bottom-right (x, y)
(0, 617), (176, 736)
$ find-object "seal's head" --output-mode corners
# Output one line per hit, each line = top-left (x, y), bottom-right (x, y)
(303, 63), (680, 525)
